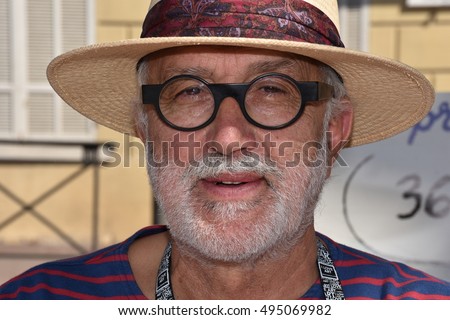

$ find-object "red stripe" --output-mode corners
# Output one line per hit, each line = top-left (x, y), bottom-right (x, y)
(46, 269), (134, 283)
(342, 275), (446, 290)
(391, 262), (445, 284)
(0, 283), (145, 300)
(338, 246), (446, 285)
(385, 291), (450, 300)
(4, 268), (134, 285)
(343, 276), (422, 287)
(391, 262), (421, 280)
(345, 297), (377, 300)
(84, 245), (123, 264)
(337, 293), (449, 300)
(337, 259), (375, 267)
(86, 254), (128, 265)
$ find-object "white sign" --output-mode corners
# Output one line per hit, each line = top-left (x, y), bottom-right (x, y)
(317, 93), (450, 281)
(406, 0), (450, 7)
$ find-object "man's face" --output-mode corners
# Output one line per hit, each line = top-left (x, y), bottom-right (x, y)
(140, 46), (343, 262)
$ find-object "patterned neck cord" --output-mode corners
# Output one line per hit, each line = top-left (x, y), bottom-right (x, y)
(155, 239), (345, 300)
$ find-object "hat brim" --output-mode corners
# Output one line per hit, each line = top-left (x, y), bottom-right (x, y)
(47, 37), (434, 147)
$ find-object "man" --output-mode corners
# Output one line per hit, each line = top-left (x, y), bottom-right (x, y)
(1, 0), (449, 299)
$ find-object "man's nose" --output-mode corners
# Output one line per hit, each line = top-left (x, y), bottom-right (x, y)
(205, 97), (256, 156)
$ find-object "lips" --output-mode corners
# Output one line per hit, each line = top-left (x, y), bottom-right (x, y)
(204, 173), (261, 184)
(199, 173), (267, 200)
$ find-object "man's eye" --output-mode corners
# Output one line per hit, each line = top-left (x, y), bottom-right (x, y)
(176, 86), (202, 97)
(260, 86), (286, 94)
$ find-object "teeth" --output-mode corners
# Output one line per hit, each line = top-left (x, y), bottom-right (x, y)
(220, 181), (243, 185)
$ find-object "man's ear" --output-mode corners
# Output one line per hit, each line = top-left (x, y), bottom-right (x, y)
(133, 104), (148, 143)
(326, 98), (353, 175)
(135, 124), (146, 143)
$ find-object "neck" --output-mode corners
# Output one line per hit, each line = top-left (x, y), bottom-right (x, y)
(170, 226), (318, 299)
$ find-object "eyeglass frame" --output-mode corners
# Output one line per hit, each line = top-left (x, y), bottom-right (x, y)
(141, 72), (334, 131)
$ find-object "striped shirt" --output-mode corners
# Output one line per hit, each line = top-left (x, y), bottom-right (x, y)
(1, 226), (449, 299)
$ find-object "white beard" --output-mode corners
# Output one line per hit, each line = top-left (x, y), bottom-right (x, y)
(146, 130), (329, 264)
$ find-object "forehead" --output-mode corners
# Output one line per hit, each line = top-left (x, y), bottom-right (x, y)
(141, 46), (324, 82)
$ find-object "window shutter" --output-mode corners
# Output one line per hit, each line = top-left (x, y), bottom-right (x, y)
(338, 0), (369, 51)
(345, 4), (363, 50)
(60, 0), (95, 136)
(28, 0), (54, 83)
(0, 93), (12, 134)
(0, 0), (95, 141)
(26, 0), (54, 136)
(28, 92), (55, 134)
(61, 0), (88, 52)
(0, 0), (12, 134)
(0, 0), (10, 83)
(26, 0), (95, 139)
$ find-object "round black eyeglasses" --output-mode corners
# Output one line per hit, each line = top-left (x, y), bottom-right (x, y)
(142, 72), (334, 131)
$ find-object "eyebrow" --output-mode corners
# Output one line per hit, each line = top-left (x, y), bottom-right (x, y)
(158, 57), (306, 82)
(162, 66), (213, 80)
(247, 58), (299, 75)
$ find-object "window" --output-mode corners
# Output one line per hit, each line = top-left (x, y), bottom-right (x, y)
(338, 0), (370, 51)
(406, 0), (450, 7)
(0, 0), (96, 142)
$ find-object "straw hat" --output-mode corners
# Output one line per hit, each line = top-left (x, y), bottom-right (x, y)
(46, 0), (434, 147)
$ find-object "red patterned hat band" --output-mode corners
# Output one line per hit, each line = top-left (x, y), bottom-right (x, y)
(141, 0), (345, 48)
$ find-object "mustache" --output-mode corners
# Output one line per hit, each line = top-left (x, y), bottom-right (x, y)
(182, 152), (283, 180)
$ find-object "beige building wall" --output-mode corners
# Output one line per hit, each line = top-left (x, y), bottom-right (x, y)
(370, 1), (450, 92)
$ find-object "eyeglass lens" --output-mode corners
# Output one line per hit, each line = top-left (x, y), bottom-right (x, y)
(158, 75), (303, 129)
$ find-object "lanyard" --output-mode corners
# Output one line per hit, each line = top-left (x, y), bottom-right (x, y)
(155, 238), (345, 300)
(316, 238), (345, 300)
(155, 241), (174, 300)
